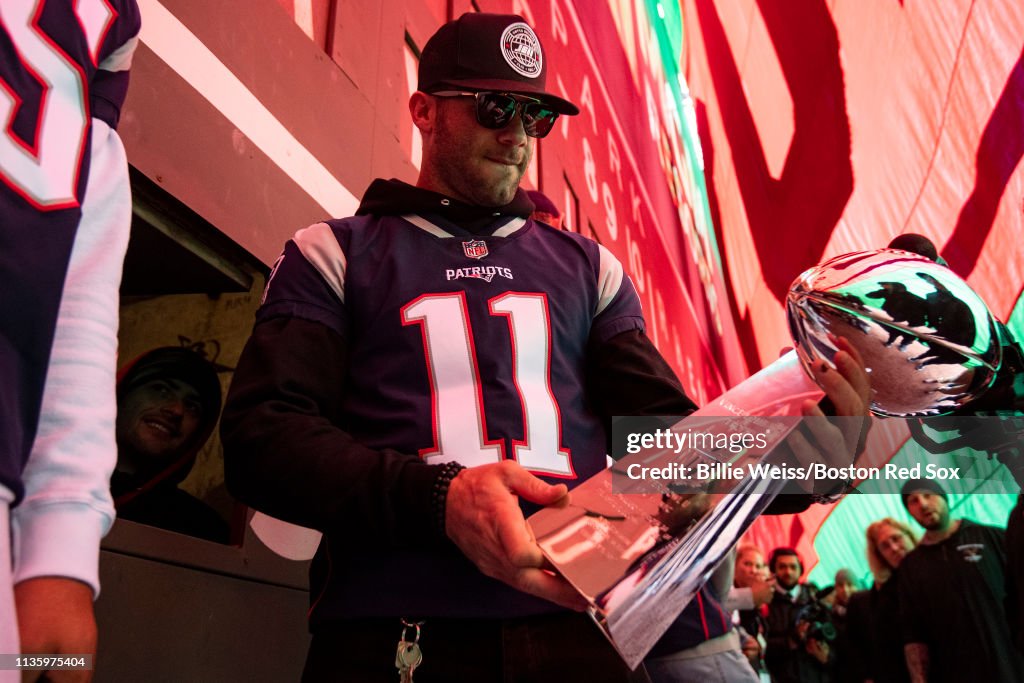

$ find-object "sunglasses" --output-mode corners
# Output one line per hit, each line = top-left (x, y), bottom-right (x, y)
(430, 91), (560, 138)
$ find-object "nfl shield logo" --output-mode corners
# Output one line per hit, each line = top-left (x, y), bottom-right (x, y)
(463, 240), (489, 260)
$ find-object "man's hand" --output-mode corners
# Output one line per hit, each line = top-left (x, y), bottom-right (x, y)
(444, 461), (588, 611)
(741, 635), (761, 666)
(788, 337), (872, 480)
(806, 637), (830, 665)
(14, 577), (96, 683)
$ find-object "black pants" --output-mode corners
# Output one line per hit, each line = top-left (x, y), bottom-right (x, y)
(302, 612), (650, 682)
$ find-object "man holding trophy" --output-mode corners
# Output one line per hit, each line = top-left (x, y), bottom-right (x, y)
(222, 12), (871, 682)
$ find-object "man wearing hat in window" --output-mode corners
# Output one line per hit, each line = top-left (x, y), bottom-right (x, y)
(111, 347), (228, 543)
(222, 12), (869, 682)
(896, 478), (1023, 682)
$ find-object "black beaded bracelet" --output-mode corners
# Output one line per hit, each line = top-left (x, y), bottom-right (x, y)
(432, 462), (465, 537)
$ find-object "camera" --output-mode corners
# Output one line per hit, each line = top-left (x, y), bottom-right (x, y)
(795, 599), (837, 644)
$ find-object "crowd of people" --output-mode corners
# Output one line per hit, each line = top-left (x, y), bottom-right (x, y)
(711, 478), (1022, 683)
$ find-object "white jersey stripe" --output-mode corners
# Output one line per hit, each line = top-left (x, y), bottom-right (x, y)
(400, 214), (527, 239)
(401, 214), (453, 238)
(492, 217), (527, 237)
(595, 244), (625, 316)
(293, 222), (348, 304)
(98, 35), (139, 73)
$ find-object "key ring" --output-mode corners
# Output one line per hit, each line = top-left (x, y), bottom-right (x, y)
(400, 618), (423, 643)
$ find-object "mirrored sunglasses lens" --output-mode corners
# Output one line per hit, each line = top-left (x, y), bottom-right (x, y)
(476, 93), (518, 129)
(522, 104), (558, 138)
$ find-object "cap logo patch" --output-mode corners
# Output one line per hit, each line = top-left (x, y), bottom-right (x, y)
(500, 23), (542, 79)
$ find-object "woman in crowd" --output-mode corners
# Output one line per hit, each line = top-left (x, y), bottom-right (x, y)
(845, 518), (918, 683)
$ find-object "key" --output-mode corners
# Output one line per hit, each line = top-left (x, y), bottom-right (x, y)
(396, 641), (422, 682)
(396, 619), (424, 682)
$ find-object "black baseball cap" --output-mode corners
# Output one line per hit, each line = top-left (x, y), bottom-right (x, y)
(118, 347), (222, 423)
(418, 13), (579, 115)
(900, 478), (948, 507)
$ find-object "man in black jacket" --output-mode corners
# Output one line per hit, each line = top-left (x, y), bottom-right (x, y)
(221, 12), (870, 682)
(764, 547), (822, 683)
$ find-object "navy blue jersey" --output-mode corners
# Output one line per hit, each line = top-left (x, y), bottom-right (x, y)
(0, 0), (140, 499)
(260, 213), (643, 483)
(647, 584), (732, 656)
(255, 211), (645, 619)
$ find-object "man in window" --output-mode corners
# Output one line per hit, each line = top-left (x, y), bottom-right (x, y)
(112, 347), (228, 543)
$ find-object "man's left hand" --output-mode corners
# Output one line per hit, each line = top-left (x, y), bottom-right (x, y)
(787, 336), (871, 478)
(14, 577), (96, 683)
(750, 577), (775, 607)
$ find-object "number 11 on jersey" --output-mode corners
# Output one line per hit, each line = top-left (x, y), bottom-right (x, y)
(401, 291), (574, 477)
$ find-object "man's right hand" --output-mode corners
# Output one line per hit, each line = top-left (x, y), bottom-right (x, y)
(444, 461), (589, 611)
(15, 577), (97, 683)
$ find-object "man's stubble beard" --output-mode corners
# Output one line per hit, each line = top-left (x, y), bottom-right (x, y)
(432, 105), (530, 207)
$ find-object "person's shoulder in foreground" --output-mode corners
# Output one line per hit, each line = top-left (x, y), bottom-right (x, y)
(2, 0), (142, 670)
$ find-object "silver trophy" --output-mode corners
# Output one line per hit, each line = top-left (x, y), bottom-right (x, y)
(787, 248), (1002, 417)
